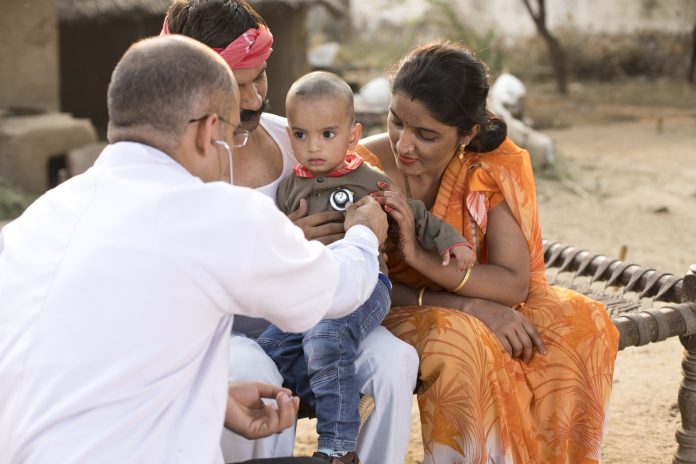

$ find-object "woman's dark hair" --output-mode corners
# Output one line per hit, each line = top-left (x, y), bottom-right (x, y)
(392, 41), (507, 153)
(165, 0), (267, 48)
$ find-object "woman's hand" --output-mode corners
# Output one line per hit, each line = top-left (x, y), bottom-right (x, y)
(481, 305), (546, 362)
(372, 181), (421, 263)
(287, 198), (345, 245)
(409, 287), (545, 363)
(469, 299), (546, 362)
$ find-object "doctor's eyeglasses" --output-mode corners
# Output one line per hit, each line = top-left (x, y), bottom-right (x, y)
(188, 114), (249, 148)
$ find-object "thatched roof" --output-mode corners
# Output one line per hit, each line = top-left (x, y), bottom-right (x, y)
(58, 0), (169, 21)
(58, 0), (342, 21)
(253, 0), (345, 16)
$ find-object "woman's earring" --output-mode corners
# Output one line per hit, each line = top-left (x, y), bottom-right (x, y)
(457, 143), (467, 160)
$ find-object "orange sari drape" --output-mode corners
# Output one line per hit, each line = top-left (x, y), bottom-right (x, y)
(357, 140), (619, 464)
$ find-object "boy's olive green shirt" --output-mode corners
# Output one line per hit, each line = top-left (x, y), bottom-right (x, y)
(277, 158), (469, 274)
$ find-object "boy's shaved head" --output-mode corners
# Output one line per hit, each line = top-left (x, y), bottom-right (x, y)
(286, 71), (354, 119)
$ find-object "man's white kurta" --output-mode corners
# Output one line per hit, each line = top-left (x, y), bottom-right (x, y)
(0, 142), (379, 464)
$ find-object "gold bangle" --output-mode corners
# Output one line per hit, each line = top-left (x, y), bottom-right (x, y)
(450, 266), (473, 293)
(417, 286), (427, 306)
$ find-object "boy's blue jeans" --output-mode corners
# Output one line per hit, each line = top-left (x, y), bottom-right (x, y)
(257, 276), (391, 452)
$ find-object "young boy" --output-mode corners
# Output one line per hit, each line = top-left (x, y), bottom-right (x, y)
(256, 71), (474, 464)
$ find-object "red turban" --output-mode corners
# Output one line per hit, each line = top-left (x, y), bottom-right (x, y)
(160, 16), (273, 70)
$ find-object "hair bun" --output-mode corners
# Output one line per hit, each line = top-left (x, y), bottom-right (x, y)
(468, 114), (507, 153)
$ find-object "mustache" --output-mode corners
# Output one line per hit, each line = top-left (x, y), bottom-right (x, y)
(240, 99), (271, 121)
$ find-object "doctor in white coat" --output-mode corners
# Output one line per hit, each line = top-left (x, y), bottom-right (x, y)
(0, 35), (387, 464)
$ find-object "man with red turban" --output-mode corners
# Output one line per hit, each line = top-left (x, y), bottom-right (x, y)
(162, 2), (418, 463)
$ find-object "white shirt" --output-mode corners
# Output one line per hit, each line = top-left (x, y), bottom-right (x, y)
(0, 141), (379, 464)
(232, 113), (298, 337)
(255, 112), (297, 200)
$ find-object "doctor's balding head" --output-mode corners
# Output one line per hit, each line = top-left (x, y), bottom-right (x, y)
(106, 35), (238, 154)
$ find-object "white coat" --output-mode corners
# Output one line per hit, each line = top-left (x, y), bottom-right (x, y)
(0, 141), (379, 463)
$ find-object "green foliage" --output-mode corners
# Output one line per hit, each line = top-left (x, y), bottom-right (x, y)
(509, 30), (691, 82)
(339, 4), (689, 84)
(425, 0), (507, 74)
(0, 177), (34, 221)
(535, 149), (572, 181)
(336, 24), (420, 72)
(335, 1), (508, 77)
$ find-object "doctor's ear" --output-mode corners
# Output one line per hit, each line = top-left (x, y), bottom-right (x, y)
(192, 113), (219, 156)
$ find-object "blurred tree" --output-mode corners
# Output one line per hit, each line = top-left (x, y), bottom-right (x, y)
(0, 177), (34, 221)
(520, 0), (567, 94)
(689, 22), (696, 82)
(426, 0), (506, 74)
(316, 0), (352, 41)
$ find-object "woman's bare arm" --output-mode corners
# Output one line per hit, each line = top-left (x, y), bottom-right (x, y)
(408, 202), (529, 305)
(390, 282), (420, 307)
(379, 183), (529, 306)
(390, 282), (545, 362)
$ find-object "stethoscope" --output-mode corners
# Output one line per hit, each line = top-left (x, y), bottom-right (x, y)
(329, 188), (354, 211)
(212, 140), (233, 184)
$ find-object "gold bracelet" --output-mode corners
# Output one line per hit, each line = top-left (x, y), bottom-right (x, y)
(417, 286), (427, 306)
(450, 266), (473, 293)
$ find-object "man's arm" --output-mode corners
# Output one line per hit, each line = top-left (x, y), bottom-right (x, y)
(223, 191), (386, 333)
(287, 198), (345, 245)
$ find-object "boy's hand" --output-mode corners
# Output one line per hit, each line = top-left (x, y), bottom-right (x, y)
(442, 245), (475, 272)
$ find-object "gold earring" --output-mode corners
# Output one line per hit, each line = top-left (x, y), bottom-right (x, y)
(457, 143), (467, 160)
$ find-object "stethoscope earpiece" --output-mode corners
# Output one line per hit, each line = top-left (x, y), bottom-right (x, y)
(211, 140), (233, 184)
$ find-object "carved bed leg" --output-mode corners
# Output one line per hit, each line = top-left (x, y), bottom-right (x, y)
(675, 335), (696, 463)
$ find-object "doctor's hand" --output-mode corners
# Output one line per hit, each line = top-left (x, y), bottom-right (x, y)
(344, 196), (388, 246)
(224, 382), (300, 439)
(288, 198), (345, 245)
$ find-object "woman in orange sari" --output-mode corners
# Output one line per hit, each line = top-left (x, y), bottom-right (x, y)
(360, 41), (619, 463)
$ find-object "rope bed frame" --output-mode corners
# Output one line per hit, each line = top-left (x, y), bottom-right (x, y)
(543, 240), (696, 464)
(302, 240), (696, 463)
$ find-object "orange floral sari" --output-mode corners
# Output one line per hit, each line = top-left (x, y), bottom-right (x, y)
(357, 139), (619, 463)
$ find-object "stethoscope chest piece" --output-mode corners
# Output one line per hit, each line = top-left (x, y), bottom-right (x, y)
(329, 188), (354, 211)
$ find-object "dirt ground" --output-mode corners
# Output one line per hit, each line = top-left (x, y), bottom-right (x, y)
(294, 79), (696, 463)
